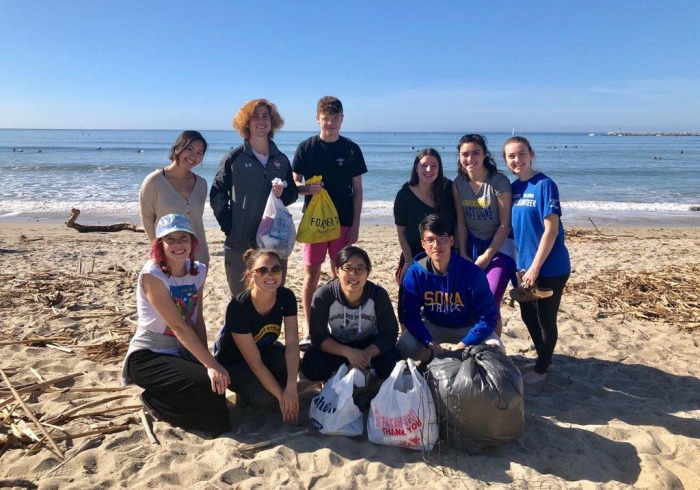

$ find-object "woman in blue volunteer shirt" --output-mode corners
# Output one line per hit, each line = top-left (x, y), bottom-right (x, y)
(503, 136), (571, 385)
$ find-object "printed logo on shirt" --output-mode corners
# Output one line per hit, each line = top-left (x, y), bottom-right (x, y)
(165, 284), (199, 336)
(423, 290), (463, 313)
(244, 162), (252, 168)
(513, 192), (536, 208)
(336, 157), (345, 166)
(463, 197), (494, 221)
(253, 323), (281, 348)
(549, 198), (560, 211)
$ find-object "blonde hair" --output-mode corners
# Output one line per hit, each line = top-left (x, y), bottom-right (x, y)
(232, 99), (284, 140)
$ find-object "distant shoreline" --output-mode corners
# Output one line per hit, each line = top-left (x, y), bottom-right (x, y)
(605, 131), (700, 137)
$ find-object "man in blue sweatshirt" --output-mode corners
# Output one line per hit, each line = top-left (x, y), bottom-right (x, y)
(397, 214), (504, 362)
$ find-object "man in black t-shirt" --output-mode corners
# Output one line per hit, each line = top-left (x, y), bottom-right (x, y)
(292, 96), (367, 345)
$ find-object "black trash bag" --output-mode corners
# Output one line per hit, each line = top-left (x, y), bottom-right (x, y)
(425, 344), (524, 454)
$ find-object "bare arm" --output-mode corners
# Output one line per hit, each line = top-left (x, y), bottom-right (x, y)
(281, 315), (300, 422)
(142, 275), (229, 394)
(452, 184), (469, 259)
(139, 179), (157, 243)
(293, 172), (323, 196)
(347, 175), (363, 245)
(522, 214), (559, 286)
(396, 225), (413, 282)
(475, 191), (513, 269)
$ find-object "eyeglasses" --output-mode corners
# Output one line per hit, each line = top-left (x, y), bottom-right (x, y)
(422, 235), (450, 245)
(253, 265), (283, 277)
(339, 265), (368, 275)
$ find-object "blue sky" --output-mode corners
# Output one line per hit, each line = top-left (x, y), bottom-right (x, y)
(2, 1), (699, 132)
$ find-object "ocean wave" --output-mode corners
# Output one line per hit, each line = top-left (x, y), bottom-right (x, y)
(564, 201), (697, 212)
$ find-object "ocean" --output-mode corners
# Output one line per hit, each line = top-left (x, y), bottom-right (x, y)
(1, 129), (698, 228)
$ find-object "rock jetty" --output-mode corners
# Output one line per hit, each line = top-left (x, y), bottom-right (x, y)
(606, 131), (700, 137)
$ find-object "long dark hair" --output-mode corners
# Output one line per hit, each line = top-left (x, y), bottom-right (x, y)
(456, 134), (498, 180)
(409, 148), (447, 213)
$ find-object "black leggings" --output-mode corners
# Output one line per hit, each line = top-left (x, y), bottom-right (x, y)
(300, 337), (401, 381)
(221, 342), (290, 409)
(518, 273), (569, 374)
(127, 350), (231, 436)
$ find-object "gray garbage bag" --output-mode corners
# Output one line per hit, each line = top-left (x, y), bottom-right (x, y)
(426, 344), (524, 453)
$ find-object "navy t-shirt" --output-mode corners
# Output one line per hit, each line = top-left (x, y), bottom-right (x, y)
(214, 286), (297, 365)
(292, 135), (367, 227)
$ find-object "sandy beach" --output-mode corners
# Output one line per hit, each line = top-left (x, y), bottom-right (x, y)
(1, 220), (699, 489)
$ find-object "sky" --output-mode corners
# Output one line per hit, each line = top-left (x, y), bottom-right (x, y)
(2, 1), (699, 132)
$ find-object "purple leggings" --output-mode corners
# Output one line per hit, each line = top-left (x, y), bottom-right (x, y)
(484, 253), (516, 316)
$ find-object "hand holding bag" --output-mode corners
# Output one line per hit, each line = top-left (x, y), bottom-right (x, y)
(367, 359), (438, 450)
(296, 175), (341, 244)
(309, 364), (365, 436)
(256, 179), (296, 259)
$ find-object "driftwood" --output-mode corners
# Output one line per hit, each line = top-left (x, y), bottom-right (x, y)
(65, 208), (143, 233)
(235, 429), (311, 458)
(0, 369), (64, 460)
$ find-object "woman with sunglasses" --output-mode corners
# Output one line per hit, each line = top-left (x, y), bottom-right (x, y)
(121, 213), (230, 436)
(300, 246), (400, 382)
(214, 249), (300, 422)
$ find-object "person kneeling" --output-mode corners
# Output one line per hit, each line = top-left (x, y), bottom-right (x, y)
(397, 214), (504, 363)
(300, 246), (401, 382)
(214, 249), (300, 423)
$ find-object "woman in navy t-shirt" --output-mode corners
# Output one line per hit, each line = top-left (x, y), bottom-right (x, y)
(214, 249), (300, 422)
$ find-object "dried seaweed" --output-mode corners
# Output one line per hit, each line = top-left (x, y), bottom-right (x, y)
(568, 264), (700, 330)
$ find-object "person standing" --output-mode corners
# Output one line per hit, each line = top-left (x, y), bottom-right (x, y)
(502, 136), (571, 384)
(292, 96), (367, 346)
(453, 134), (516, 336)
(393, 148), (456, 327)
(210, 99), (298, 297)
(140, 131), (210, 265)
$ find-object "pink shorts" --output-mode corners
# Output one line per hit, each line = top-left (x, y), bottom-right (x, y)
(302, 226), (350, 266)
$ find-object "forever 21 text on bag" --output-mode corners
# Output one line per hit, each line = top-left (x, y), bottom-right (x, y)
(296, 175), (341, 244)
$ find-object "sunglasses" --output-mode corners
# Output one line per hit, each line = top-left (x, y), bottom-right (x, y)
(253, 265), (283, 277)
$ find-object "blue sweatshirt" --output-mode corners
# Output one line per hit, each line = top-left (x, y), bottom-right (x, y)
(402, 250), (497, 346)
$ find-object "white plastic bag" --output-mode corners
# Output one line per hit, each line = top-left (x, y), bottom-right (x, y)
(367, 359), (438, 450)
(255, 179), (295, 259)
(309, 364), (365, 436)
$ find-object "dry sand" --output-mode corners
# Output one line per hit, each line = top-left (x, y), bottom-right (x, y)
(1, 220), (699, 489)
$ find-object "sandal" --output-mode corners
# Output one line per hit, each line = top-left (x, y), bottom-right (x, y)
(509, 270), (553, 303)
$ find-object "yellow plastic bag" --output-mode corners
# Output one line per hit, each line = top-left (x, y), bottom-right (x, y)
(297, 175), (341, 244)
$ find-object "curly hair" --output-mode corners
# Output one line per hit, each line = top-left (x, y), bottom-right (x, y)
(232, 99), (284, 140)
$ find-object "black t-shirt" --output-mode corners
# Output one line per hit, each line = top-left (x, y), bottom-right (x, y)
(214, 286), (297, 365)
(292, 135), (367, 227)
(393, 179), (457, 259)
